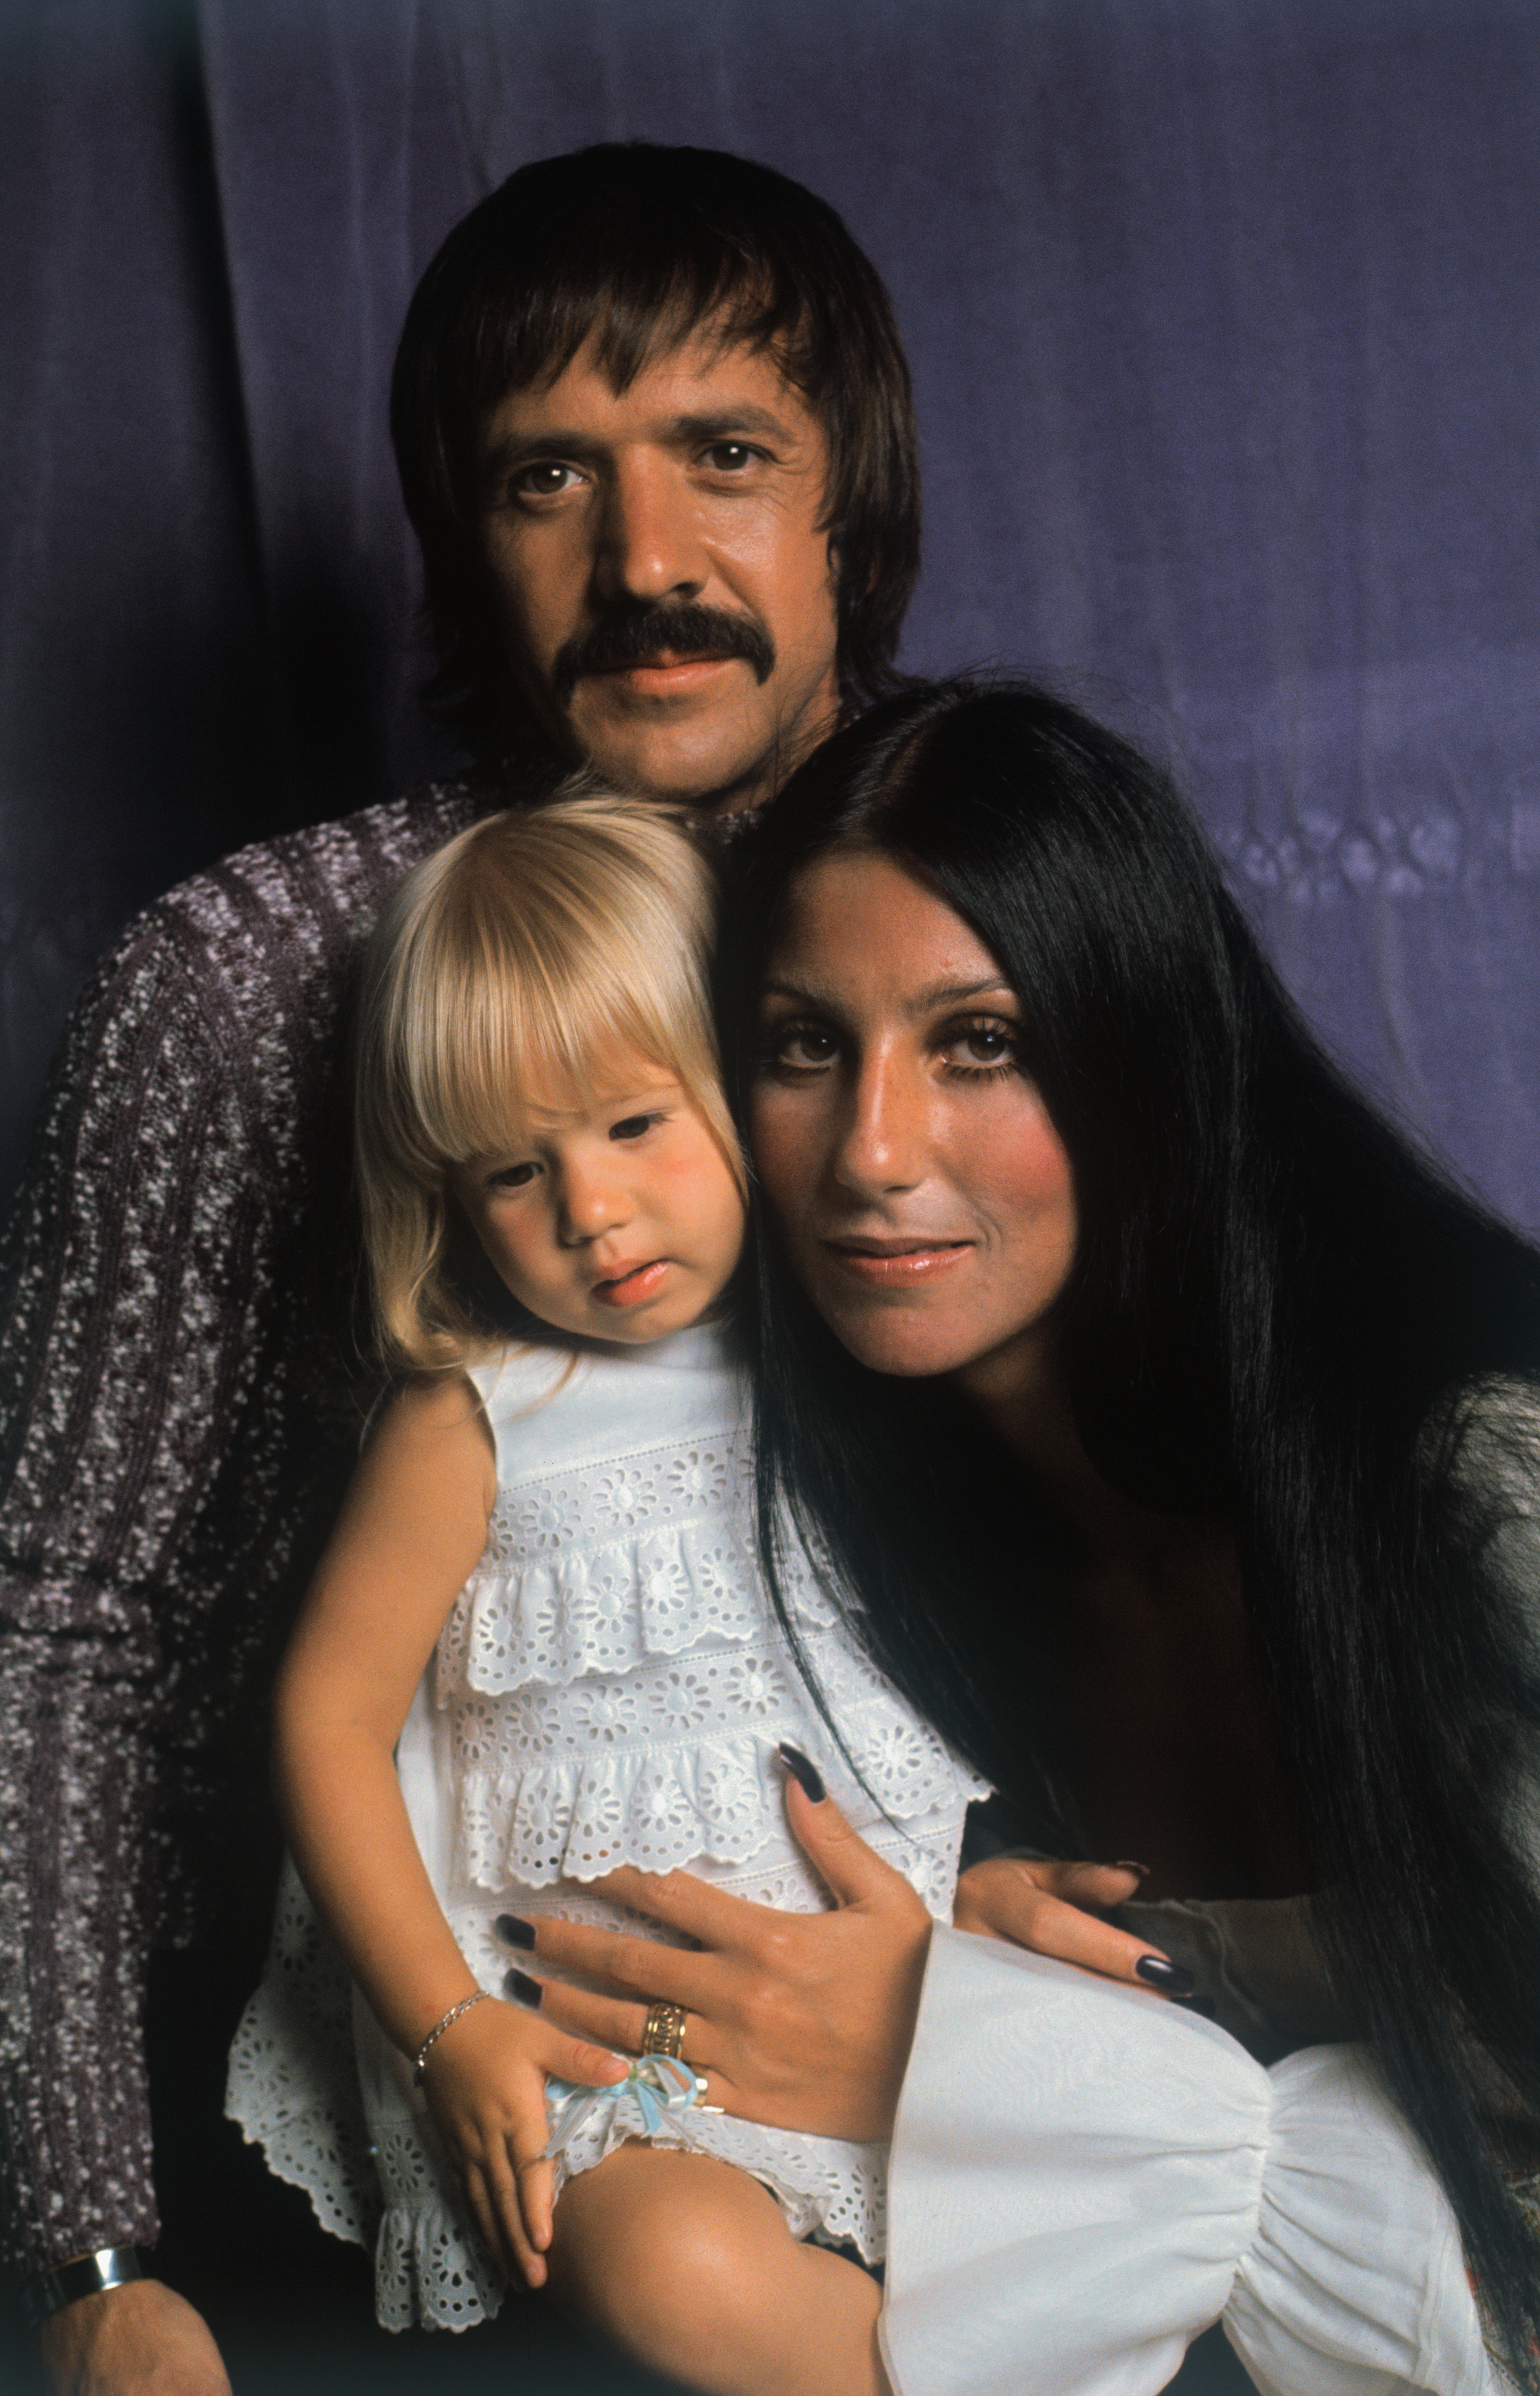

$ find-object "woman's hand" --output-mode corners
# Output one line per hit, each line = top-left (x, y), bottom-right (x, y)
(497, 1767), (933, 2143)
(418, 1995), (626, 2287)
(953, 1854), (1192, 1994)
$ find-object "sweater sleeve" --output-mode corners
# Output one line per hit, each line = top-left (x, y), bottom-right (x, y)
(881, 1929), (1492, 2396)
(0, 916), (282, 2273)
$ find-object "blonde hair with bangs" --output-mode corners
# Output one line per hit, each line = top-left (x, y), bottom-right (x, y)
(355, 788), (743, 1370)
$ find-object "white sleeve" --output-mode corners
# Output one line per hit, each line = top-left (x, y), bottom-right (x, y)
(881, 1928), (1493, 2396)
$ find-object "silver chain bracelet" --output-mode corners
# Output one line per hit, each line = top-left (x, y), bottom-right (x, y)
(412, 1988), (491, 2084)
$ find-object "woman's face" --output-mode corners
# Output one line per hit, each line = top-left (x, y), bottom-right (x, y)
(750, 848), (1076, 1409)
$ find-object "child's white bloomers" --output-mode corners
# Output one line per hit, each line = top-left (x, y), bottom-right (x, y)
(227, 1323), (988, 2331)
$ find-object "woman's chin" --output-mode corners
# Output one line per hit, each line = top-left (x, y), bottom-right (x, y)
(822, 1308), (976, 1381)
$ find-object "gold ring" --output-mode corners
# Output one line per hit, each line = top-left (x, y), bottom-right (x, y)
(641, 1999), (688, 2059)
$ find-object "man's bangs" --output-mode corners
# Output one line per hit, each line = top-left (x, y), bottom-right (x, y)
(588, 271), (817, 400)
(476, 251), (818, 416)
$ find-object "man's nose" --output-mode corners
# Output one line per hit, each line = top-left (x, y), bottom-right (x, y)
(832, 1052), (928, 1195)
(592, 454), (707, 604)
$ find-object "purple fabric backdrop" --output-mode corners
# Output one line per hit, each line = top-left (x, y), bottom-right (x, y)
(3, 0), (1538, 1225)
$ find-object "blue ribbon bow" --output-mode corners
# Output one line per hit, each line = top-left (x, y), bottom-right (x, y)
(541, 2054), (704, 2158)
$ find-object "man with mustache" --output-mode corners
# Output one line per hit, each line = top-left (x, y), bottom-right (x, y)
(1, 141), (918, 2396)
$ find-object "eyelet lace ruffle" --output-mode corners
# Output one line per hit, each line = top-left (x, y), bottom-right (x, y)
(452, 1629), (979, 1887)
(370, 2120), (506, 2332)
(226, 1861), (380, 2248)
(434, 1428), (837, 1700)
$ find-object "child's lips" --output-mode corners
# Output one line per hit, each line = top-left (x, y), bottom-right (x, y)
(592, 1258), (671, 1309)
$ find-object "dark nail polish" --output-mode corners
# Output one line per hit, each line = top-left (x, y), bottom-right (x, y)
(778, 1743), (826, 1803)
(1112, 1861), (1152, 1879)
(496, 1914), (536, 1950)
(504, 1968), (543, 2008)
(1134, 1955), (1196, 1997)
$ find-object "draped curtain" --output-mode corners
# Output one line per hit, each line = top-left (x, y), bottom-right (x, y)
(3, 0), (1538, 1224)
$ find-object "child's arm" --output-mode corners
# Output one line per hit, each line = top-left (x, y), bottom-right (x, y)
(273, 1373), (623, 2287)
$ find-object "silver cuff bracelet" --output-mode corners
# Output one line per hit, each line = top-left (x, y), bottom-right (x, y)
(20, 2246), (145, 2334)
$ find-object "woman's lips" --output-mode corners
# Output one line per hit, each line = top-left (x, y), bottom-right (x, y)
(592, 1258), (671, 1309)
(823, 1239), (972, 1286)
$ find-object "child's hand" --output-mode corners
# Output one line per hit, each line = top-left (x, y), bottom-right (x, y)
(418, 1992), (625, 2287)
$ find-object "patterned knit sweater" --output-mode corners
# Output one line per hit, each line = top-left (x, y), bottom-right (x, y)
(0, 779), (483, 2273)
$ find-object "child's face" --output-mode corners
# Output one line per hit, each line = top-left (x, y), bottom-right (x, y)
(451, 1054), (745, 1346)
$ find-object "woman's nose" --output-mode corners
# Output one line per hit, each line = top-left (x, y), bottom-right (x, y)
(832, 1054), (927, 1194)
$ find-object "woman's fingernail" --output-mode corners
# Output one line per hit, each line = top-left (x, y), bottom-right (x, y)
(1112, 1860), (1152, 1879)
(496, 1914), (536, 1950)
(504, 1968), (543, 2008)
(1134, 1955), (1196, 1996)
(778, 1743), (826, 1803)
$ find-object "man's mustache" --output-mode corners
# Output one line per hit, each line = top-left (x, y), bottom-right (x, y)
(552, 603), (777, 702)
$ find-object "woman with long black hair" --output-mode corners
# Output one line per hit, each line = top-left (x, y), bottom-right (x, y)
(502, 681), (1540, 2392)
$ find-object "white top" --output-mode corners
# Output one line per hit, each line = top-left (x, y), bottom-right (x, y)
(881, 1928), (1496, 2396)
(228, 1323), (987, 2331)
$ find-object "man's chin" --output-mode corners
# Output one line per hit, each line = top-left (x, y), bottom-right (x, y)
(564, 709), (780, 812)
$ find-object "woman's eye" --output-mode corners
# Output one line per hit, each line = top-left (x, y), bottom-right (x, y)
(763, 1022), (838, 1072)
(943, 1021), (1018, 1073)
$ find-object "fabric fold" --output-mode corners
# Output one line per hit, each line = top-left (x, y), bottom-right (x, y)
(882, 1929), (1494, 2396)
(1226, 2046), (1493, 2396)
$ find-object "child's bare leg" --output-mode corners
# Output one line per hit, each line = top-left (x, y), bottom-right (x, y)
(546, 2143), (890, 2396)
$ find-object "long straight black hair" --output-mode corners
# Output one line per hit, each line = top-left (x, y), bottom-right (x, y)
(721, 680), (1540, 2367)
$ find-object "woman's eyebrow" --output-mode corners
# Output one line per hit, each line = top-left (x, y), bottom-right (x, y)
(759, 974), (1016, 1013)
(905, 976), (1016, 1011)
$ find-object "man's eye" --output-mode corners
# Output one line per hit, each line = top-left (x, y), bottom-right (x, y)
(490, 1161), (540, 1189)
(512, 461), (580, 498)
(699, 441), (760, 472)
(609, 1112), (659, 1141)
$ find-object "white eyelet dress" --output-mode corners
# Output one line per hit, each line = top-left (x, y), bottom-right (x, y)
(227, 1323), (989, 2331)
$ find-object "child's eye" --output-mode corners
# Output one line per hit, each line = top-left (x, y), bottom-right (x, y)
(608, 1112), (661, 1142)
(489, 1160), (540, 1189)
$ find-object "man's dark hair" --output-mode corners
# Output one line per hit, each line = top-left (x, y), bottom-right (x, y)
(391, 143), (921, 765)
